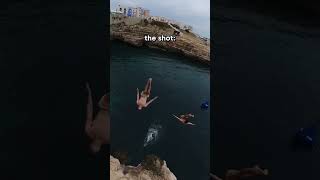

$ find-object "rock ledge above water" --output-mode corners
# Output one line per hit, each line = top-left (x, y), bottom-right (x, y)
(110, 155), (177, 180)
(110, 21), (211, 65)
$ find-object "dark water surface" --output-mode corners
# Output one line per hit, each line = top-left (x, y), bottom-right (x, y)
(213, 8), (320, 180)
(1, 3), (108, 180)
(111, 41), (210, 180)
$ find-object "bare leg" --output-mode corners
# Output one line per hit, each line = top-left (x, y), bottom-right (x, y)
(144, 78), (152, 94)
(85, 82), (94, 139)
(147, 78), (152, 94)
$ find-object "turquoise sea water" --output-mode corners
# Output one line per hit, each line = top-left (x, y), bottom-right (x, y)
(111, 41), (210, 180)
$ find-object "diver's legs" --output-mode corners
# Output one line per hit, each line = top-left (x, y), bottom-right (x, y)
(144, 78), (152, 94)
(187, 113), (194, 118)
(144, 79), (149, 92)
(147, 78), (152, 94)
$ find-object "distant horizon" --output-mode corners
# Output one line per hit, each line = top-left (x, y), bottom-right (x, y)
(111, 0), (210, 38)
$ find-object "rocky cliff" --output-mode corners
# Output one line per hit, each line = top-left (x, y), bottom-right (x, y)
(110, 155), (177, 180)
(111, 21), (210, 65)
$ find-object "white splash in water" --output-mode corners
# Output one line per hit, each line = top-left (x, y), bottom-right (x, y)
(144, 124), (162, 147)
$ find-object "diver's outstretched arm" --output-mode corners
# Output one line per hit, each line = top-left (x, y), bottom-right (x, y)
(173, 114), (182, 120)
(85, 82), (94, 137)
(145, 96), (158, 107)
(136, 88), (140, 103)
(173, 114), (186, 123)
(144, 78), (152, 93)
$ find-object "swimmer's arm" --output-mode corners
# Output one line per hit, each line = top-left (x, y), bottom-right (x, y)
(136, 88), (140, 103)
(173, 114), (182, 121)
(187, 122), (196, 126)
(173, 115), (186, 123)
(85, 83), (94, 135)
(145, 96), (158, 107)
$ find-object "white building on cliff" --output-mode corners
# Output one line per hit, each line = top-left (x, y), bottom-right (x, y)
(116, 4), (150, 18)
(113, 4), (193, 32)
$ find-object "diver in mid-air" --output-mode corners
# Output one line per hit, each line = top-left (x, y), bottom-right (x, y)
(136, 78), (158, 110)
(85, 83), (110, 153)
(173, 113), (196, 125)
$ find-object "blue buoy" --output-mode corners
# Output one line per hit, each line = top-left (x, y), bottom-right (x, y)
(295, 127), (316, 147)
(201, 101), (209, 110)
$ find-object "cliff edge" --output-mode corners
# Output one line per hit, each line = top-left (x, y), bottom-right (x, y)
(111, 19), (210, 65)
(110, 155), (177, 180)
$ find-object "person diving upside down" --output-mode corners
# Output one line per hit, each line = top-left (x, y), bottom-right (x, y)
(173, 113), (196, 125)
(85, 83), (110, 153)
(136, 78), (158, 110)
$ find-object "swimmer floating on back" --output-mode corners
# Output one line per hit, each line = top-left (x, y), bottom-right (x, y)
(173, 113), (196, 126)
(136, 78), (158, 110)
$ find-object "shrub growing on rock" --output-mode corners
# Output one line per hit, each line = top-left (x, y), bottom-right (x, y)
(172, 24), (180, 30)
(112, 151), (129, 165)
(141, 154), (164, 176)
(150, 20), (171, 29)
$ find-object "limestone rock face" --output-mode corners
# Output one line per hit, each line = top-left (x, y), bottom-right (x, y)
(111, 22), (210, 65)
(110, 156), (177, 180)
